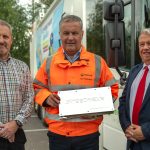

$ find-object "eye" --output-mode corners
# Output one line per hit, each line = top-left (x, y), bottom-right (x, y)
(63, 32), (69, 36)
(139, 43), (144, 47)
(72, 32), (78, 35)
(147, 42), (150, 46)
(3, 35), (9, 39)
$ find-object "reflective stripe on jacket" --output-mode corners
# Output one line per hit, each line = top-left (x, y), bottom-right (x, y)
(33, 46), (119, 136)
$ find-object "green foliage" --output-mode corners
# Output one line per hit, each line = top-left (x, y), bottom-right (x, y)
(27, 0), (54, 23)
(0, 0), (30, 66)
(40, 0), (54, 7)
(32, 2), (46, 22)
(87, 0), (105, 58)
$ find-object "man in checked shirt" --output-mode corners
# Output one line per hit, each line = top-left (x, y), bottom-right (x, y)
(0, 19), (34, 150)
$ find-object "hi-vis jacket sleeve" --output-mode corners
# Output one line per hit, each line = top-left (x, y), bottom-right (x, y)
(99, 57), (119, 101)
(33, 60), (50, 106)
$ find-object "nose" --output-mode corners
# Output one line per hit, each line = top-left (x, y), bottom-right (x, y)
(0, 35), (4, 43)
(68, 33), (74, 40)
(143, 43), (150, 49)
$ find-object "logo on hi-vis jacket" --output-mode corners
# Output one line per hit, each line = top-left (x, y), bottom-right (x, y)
(80, 73), (93, 80)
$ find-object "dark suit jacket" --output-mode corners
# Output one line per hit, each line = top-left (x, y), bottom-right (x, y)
(118, 63), (150, 150)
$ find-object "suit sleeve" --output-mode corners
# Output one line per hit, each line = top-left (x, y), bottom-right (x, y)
(118, 72), (131, 132)
(141, 123), (150, 141)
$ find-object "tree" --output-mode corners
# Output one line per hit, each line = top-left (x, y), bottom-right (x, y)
(0, 0), (31, 66)
(86, 0), (105, 58)
(40, 0), (54, 7)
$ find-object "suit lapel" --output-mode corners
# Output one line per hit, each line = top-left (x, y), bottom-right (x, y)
(128, 65), (143, 93)
(141, 83), (150, 110)
(126, 65), (143, 117)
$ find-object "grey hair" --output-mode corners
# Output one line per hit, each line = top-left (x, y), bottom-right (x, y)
(59, 15), (83, 30)
(140, 28), (150, 36)
(0, 19), (12, 34)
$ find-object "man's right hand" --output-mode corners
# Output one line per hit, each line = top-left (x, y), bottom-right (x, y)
(0, 121), (18, 143)
(8, 134), (15, 143)
(46, 93), (60, 107)
(125, 125), (138, 143)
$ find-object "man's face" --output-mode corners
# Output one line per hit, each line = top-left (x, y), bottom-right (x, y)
(139, 33), (150, 65)
(59, 21), (83, 56)
(0, 25), (12, 60)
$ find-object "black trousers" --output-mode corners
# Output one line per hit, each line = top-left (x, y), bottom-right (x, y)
(47, 131), (100, 150)
(0, 128), (26, 150)
(128, 141), (143, 150)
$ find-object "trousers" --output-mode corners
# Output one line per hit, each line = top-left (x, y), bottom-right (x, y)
(47, 131), (100, 150)
(0, 128), (26, 150)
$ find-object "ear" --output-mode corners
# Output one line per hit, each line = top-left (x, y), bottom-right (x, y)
(11, 36), (13, 44)
(59, 31), (62, 38)
(10, 35), (13, 47)
(81, 30), (84, 37)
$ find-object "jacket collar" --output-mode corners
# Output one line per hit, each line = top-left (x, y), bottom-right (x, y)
(54, 46), (90, 68)
(128, 63), (150, 112)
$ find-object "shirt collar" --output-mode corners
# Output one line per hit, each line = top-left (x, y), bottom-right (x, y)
(143, 63), (150, 70)
(63, 47), (82, 63)
(0, 54), (11, 62)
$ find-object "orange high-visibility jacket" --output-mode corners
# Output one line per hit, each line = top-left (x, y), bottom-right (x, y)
(33, 46), (119, 136)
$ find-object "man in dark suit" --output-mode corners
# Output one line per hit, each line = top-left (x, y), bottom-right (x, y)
(119, 28), (150, 150)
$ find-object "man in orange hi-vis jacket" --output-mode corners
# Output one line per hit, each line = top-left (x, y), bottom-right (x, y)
(33, 15), (119, 150)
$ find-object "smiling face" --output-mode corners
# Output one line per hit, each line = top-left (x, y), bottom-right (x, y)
(139, 33), (150, 65)
(0, 24), (12, 60)
(59, 21), (83, 57)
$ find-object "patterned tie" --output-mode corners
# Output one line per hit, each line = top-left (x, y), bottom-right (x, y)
(132, 66), (149, 125)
